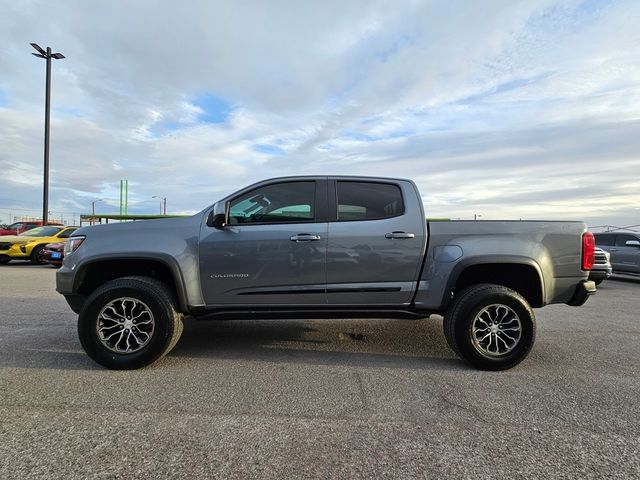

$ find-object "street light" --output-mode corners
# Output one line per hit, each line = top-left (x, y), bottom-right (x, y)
(31, 43), (65, 226)
(91, 199), (103, 225)
(152, 196), (167, 215)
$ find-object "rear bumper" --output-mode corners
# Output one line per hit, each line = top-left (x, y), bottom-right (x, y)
(588, 267), (612, 281)
(566, 280), (597, 306)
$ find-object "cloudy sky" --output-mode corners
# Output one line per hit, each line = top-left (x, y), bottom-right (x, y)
(1, 0), (639, 228)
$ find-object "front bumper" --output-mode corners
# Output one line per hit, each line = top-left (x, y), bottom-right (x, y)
(566, 280), (597, 306)
(56, 264), (86, 313)
(55, 264), (76, 295)
(63, 294), (86, 314)
(0, 243), (31, 259)
(42, 249), (64, 265)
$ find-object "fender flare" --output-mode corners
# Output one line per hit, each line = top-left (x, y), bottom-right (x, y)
(440, 255), (545, 310)
(73, 253), (190, 312)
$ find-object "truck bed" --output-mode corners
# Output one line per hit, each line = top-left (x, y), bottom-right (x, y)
(414, 220), (589, 311)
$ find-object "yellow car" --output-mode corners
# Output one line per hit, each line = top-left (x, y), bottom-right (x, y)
(0, 226), (79, 265)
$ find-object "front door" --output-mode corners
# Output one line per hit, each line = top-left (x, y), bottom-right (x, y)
(610, 234), (640, 274)
(326, 179), (426, 306)
(199, 179), (328, 306)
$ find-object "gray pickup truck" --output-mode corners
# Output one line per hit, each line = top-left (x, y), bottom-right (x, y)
(57, 176), (596, 371)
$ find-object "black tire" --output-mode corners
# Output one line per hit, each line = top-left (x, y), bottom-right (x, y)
(30, 245), (46, 265)
(443, 283), (536, 371)
(0, 255), (10, 265)
(78, 276), (184, 370)
(594, 278), (604, 286)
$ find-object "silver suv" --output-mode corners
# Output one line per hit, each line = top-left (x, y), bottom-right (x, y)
(589, 248), (612, 285)
(594, 232), (640, 275)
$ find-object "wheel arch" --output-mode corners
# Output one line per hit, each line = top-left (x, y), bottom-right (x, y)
(73, 255), (189, 313)
(29, 243), (49, 263)
(444, 256), (545, 309)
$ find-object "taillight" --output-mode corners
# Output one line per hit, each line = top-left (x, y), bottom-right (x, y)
(64, 236), (85, 256)
(582, 231), (595, 270)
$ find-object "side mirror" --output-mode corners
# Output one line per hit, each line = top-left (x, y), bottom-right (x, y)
(206, 202), (228, 229)
(626, 240), (640, 247)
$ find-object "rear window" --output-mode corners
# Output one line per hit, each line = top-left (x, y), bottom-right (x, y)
(336, 182), (404, 221)
(594, 234), (615, 246)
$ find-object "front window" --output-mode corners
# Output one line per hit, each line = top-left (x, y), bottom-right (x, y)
(19, 226), (62, 237)
(615, 234), (639, 247)
(228, 182), (316, 224)
(57, 228), (78, 239)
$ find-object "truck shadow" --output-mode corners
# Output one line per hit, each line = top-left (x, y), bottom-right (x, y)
(608, 274), (640, 284)
(0, 311), (462, 371)
(168, 316), (463, 371)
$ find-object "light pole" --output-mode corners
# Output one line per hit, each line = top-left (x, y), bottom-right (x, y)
(31, 43), (65, 226)
(91, 199), (103, 225)
(152, 196), (167, 215)
(474, 214), (482, 221)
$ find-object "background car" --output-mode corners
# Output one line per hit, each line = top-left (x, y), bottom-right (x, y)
(0, 220), (63, 236)
(0, 226), (78, 265)
(589, 247), (612, 286)
(594, 232), (640, 275)
(41, 242), (66, 267)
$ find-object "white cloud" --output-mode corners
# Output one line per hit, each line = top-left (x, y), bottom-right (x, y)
(0, 0), (639, 229)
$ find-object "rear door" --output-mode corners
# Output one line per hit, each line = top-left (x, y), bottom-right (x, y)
(199, 179), (329, 306)
(325, 179), (426, 306)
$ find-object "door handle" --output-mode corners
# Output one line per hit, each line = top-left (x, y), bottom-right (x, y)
(290, 234), (321, 242)
(385, 232), (415, 239)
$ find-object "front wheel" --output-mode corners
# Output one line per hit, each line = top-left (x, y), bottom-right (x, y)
(78, 276), (184, 370)
(443, 284), (536, 371)
(30, 245), (46, 265)
(0, 255), (10, 265)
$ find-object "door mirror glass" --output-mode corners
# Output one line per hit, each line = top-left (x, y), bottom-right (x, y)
(207, 201), (228, 228)
(207, 212), (227, 229)
(626, 240), (640, 247)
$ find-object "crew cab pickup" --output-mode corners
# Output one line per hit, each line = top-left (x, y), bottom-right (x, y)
(56, 176), (596, 370)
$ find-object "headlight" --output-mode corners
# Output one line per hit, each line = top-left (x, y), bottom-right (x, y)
(64, 236), (86, 255)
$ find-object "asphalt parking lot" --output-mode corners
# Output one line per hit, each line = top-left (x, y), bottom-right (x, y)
(0, 264), (639, 479)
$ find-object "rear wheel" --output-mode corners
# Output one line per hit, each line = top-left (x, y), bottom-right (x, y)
(443, 283), (536, 371)
(594, 278), (604, 286)
(0, 255), (10, 265)
(78, 276), (184, 370)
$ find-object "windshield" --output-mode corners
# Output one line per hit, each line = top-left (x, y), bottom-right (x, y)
(19, 226), (62, 237)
